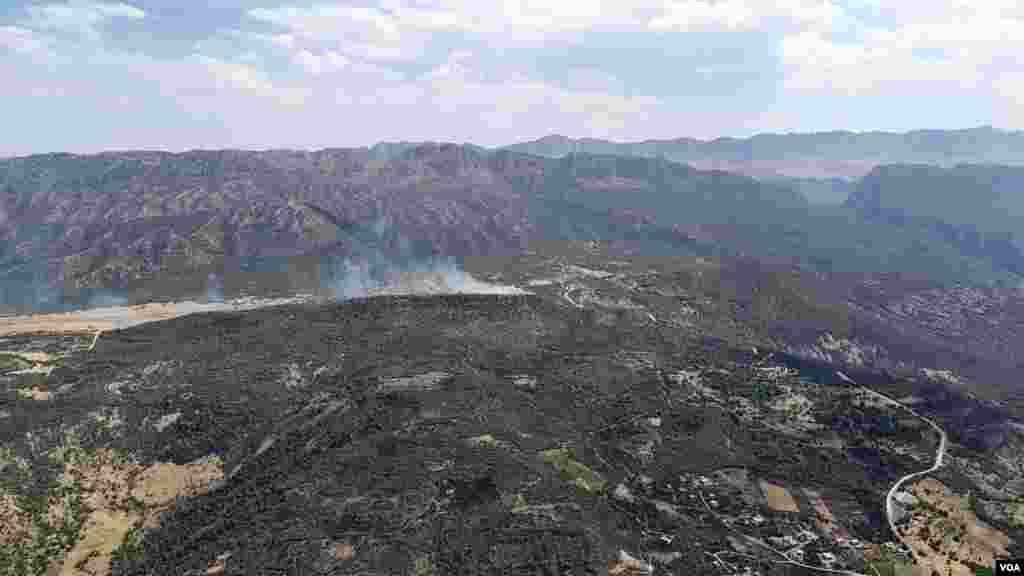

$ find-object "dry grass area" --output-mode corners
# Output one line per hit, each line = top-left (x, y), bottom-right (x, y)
(898, 478), (1013, 576)
(2, 443), (223, 576)
(760, 480), (800, 513)
(59, 451), (223, 575)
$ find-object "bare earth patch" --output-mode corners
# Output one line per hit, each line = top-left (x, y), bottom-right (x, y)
(0, 296), (316, 338)
(129, 457), (224, 530)
(332, 542), (355, 562)
(760, 480), (800, 513)
(0, 492), (33, 547)
(0, 302), (194, 336)
(46, 449), (224, 576)
(16, 387), (52, 401)
(898, 478), (1014, 576)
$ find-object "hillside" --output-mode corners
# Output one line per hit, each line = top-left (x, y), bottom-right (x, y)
(0, 147), (814, 312)
(1, 246), (1021, 575)
(2, 146), (1019, 318)
(847, 164), (1024, 276)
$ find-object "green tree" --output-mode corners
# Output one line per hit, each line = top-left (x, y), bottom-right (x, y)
(751, 381), (770, 405)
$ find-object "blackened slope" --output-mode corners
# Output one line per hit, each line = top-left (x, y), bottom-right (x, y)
(83, 293), (902, 575)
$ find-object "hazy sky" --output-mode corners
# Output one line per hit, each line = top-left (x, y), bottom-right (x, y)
(0, 0), (1017, 155)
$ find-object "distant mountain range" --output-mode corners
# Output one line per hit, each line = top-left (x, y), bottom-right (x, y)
(0, 127), (1022, 315)
(501, 125), (1024, 180)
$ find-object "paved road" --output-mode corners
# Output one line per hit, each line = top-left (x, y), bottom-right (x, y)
(836, 371), (949, 542)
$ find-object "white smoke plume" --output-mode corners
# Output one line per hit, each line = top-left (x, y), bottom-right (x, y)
(320, 211), (529, 300)
(84, 289), (129, 308)
(205, 273), (225, 303)
(323, 255), (527, 300)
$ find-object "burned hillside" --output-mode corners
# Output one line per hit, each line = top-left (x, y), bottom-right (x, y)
(1, 275), (1020, 575)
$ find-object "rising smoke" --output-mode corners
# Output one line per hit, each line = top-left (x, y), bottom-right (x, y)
(205, 272), (225, 303)
(83, 289), (130, 308)
(320, 253), (524, 300)
(1, 209), (526, 316)
(319, 215), (526, 300)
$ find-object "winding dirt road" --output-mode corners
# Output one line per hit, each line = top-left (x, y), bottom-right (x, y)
(835, 371), (949, 543)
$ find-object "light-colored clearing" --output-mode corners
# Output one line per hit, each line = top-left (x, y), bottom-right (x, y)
(760, 480), (800, 513)
(45, 449), (224, 576)
(898, 478), (1013, 576)
(0, 295), (316, 337)
(0, 303), (183, 336)
(0, 492), (33, 546)
(61, 509), (134, 575)
(332, 542), (355, 561)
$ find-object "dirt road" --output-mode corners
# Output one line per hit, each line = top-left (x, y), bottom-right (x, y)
(835, 371), (949, 543)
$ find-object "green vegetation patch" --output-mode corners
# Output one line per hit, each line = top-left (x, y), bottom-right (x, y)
(0, 434), (90, 576)
(868, 546), (916, 576)
(0, 353), (33, 373)
(538, 448), (607, 495)
(413, 556), (435, 576)
(1010, 500), (1024, 528)
(869, 560), (915, 576)
(110, 524), (146, 567)
(510, 493), (529, 513)
(466, 434), (498, 449)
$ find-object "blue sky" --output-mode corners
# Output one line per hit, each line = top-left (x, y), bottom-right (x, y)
(0, 0), (1017, 155)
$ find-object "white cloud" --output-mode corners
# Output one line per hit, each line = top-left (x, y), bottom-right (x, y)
(294, 49), (322, 76)
(649, 0), (842, 32)
(247, 1), (655, 56)
(292, 48), (349, 76)
(92, 2), (145, 19)
(378, 0), (648, 34)
(268, 33), (296, 50)
(195, 55), (307, 106)
(649, 0), (758, 31)
(247, 4), (427, 62)
(776, 0), (843, 28)
(779, 1), (1024, 102)
(378, 0), (460, 30)
(23, 1), (143, 41)
(565, 67), (626, 94)
(2, 0), (1019, 155)
(0, 25), (53, 58)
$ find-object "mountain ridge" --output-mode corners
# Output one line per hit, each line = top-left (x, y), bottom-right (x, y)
(3, 144), (1023, 315)
(502, 125), (1024, 180)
